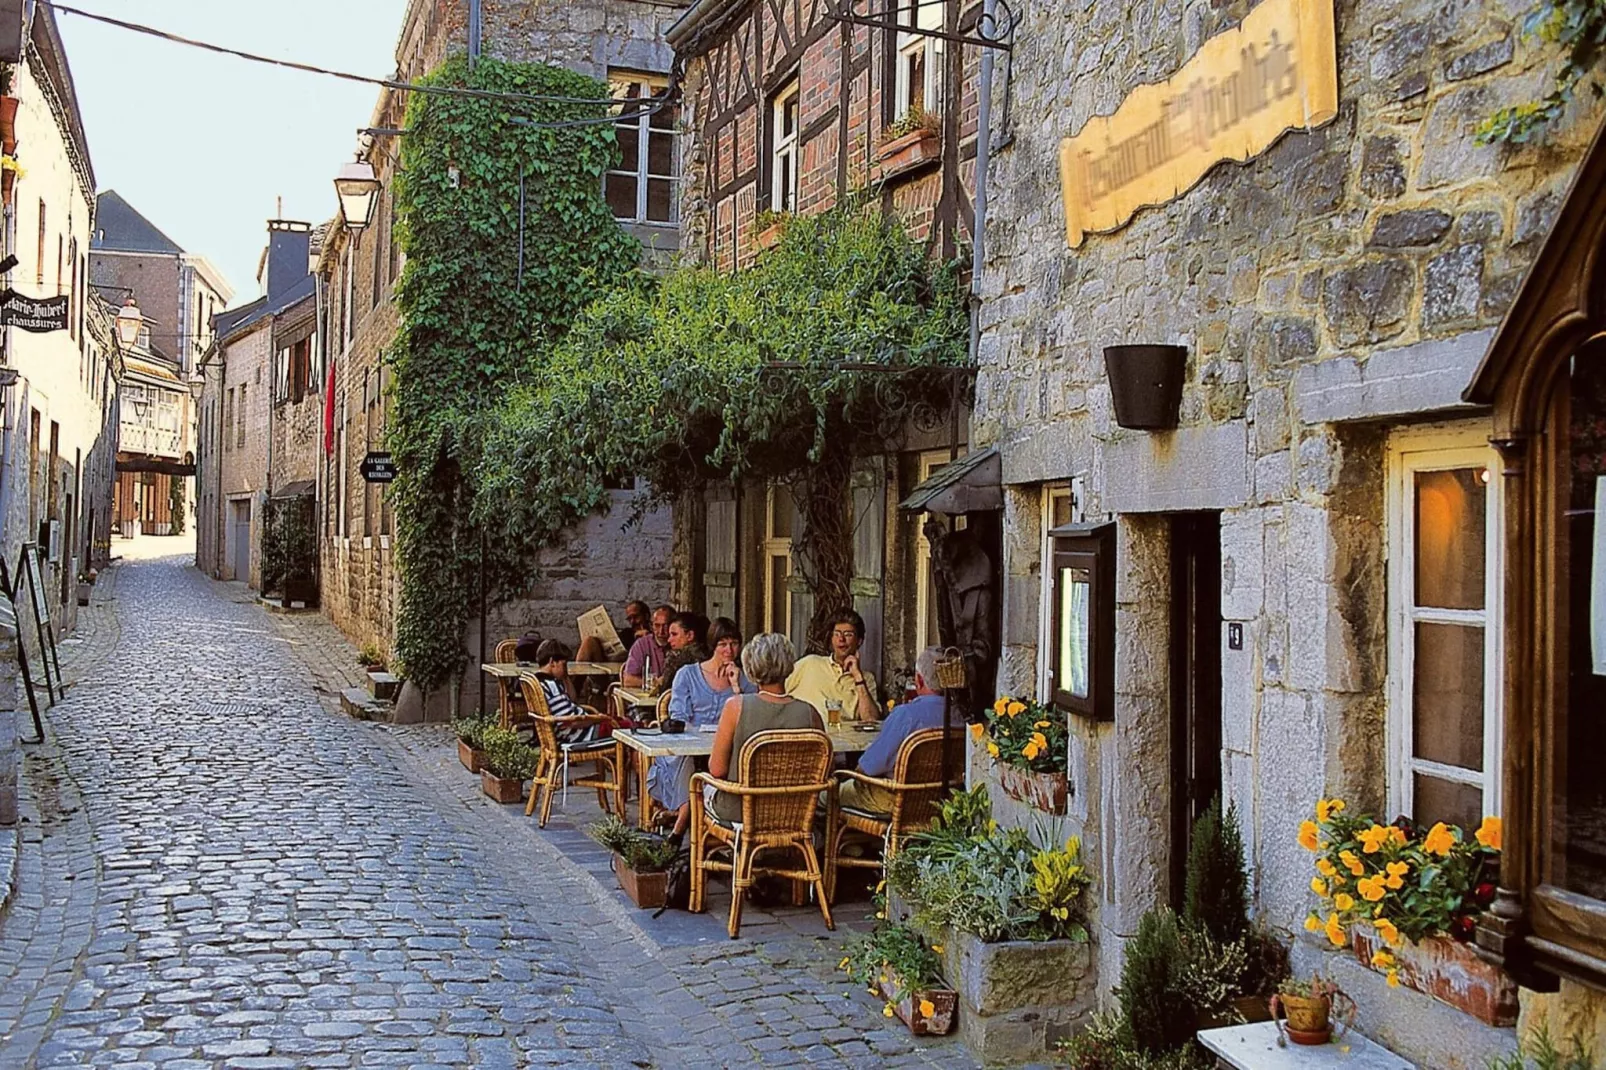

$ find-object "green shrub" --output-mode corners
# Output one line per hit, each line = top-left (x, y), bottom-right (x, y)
(481, 725), (538, 781)
(1487, 1025), (1597, 1070)
(838, 922), (945, 1001)
(1184, 795), (1249, 945)
(586, 815), (676, 872)
(453, 715), (490, 749)
(1119, 908), (1193, 1055)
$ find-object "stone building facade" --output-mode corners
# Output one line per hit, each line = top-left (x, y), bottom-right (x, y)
(316, 0), (687, 712)
(968, 0), (1606, 1063)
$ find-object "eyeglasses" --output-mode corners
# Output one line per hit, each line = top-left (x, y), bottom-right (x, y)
(831, 629), (858, 640)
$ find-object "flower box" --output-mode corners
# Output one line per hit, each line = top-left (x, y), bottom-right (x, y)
(1351, 925), (1517, 1027)
(480, 770), (525, 804)
(873, 130), (941, 183)
(879, 969), (957, 1036)
(458, 740), (486, 773)
(994, 762), (1068, 814)
(755, 221), (786, 250)
(612, 852), (668, 910)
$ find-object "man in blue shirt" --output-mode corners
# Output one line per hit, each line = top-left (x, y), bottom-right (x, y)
(840, 647), (952, 814)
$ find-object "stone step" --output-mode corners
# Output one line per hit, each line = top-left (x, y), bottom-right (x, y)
(340, 687), (392, 722)
(366, 671), (400, 702)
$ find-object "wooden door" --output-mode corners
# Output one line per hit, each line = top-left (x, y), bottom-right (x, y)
(1169, 511), (1223, 906)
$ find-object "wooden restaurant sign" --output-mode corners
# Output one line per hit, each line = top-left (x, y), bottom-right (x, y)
(1058, 0), (1337, 248)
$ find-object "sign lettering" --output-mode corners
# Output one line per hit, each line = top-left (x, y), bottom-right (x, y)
(0, 289), (69, 333)
(1059, 0), (1338, 247)
(360, 451), (397, 484)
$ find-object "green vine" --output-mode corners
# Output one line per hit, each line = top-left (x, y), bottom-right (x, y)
(476, 205), (969, 651)
(389, 56), (639, 691)
(1478, 0), (1606, 143)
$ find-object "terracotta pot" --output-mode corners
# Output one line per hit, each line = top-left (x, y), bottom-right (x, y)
(457, 739), (486, 773)
(2, 168), (13, 204)
(756, 221), (786, 250)
(480, 770), (524, 804)
(1271, 990), (1354, 1046)
(995, 760), (1069, 814)
(872, 129), (942, 183)
(1104, 345), (1187, 430)
(0, 95), (17, 150)
(879, 970), (957, 1036)
(612, 853), (668, 909)
(1350, 924), (1517, 1027)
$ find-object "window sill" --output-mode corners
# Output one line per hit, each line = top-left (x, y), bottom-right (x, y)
(873, 131), (942, 185)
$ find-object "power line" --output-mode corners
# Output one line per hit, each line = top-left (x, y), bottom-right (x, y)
(41, 1), (663, 110)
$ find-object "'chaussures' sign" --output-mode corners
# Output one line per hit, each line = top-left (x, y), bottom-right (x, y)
(0, 289), (69, 332)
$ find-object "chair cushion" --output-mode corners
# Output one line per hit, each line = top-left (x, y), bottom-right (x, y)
(839, 804), (892, 823)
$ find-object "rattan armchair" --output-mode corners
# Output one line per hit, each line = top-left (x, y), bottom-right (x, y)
(493, 638), (529, 730)
(518, 676), (622, 828)
(823, 727), (961, 903)
(689, 729), (835, 939)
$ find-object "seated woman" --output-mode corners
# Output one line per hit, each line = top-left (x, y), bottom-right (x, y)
(658, 611), (710, 692)
(532, 640), (609, 744)
(705, 633), (824, 826)
(647, 617), (753, 838)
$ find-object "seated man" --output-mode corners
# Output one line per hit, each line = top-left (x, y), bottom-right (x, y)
(576, 600), (650, 663)
(622, 603), (676, 688)
(787, 609), (878, 721)
(839, 646), (949, 814)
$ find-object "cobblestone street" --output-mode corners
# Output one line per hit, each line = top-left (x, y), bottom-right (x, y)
(0, 540), (977, 1070)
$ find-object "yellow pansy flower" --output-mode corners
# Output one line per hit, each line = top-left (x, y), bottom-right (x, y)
(1034, 720), (1051, 729)
(1334, 893), (1355, 912)
(1304, 914), (1320, 932)
(1384, 861), (1409, 890)
(918, 999), (936, 1018)
(1316, 798), (1336, 822)
(839, 957), (850, 970)
(993, 697), (1008, 716)
(883, 1004), (895, 1018)
(969, 722), (985, 740)
(1022, 741), (1041, 761)
(1422, 822), (1455, 857)
(1325, 913), (1346, 948)
(1374, 917), (1401, 947)
(1310, 877), (1328, 896)
(1371, 950), (1396, 970)
(1387, 825), (1407, 848)
(986, 742), (1000, 758)
(1298, 821), (1320, 851)
(1316, 857), (1337, 878)
(1476, 816), (1502, 851)
(1358, 824), (1392, 854)
(1339, 849), (1365, 876)
(1386, 969), (1400, 988)
(1356, 875), (1386, 902)
(1006, 700), (1026, 717)
(930, 945), (944, 954)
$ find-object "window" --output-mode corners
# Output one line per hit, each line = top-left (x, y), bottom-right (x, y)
(67, 238), (76, 341)
(763, 482), (795, 641)
(275, 347), (290, 403)
(894, 0), (945, 120)
(1037, 484), (1077, 700)
(1049, 521), (1114, 719)
(914, 450), (966, 651)
(55, 235), (62, 295)
(1386, 428), (1503, 834)
(605, 73), (678, 224)
(291, 337), (312, 402)
(769, 80), (800, 213)
(237, 383), (247, 448)
(225, 388), (235, 451)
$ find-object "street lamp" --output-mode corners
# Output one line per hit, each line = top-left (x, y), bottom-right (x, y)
(115, 298), (142, 348)
(186, 375), (205, 401)
(334, 158), (381, 233)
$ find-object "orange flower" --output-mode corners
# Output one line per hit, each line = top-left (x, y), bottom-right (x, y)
(1358, 824), (1392, 854)
(1333, 892), (1355, 912)
(1304, 914), (1320, 932)
(1384, 861), (1409, 890)
(1310, 877), (1328, 896)
(1374, 917), (1401, 947)
(1388, 825), (1408, 848)
(1339, 850), (1365, 876)
(1324, 913), (1346, 948)
(1316, 857), (1337, 878)
(969, 722), (985, 740)
(1423, 822), (1455, 857)
(1298, 821), (1320, 851)
(1476, 816), (1502, 852)
(1371, 950), (1396, 970)
(1316, 798), (1336, 822)
(1386, 969), (1400, 988)
(1357, 875), (1386, 902)
(918, 998), (936, 1018)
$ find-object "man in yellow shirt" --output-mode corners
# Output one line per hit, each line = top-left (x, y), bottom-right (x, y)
(787, 610), (879, 721)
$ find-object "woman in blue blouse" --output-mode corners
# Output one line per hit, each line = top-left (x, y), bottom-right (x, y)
(648, 617), (754, 838)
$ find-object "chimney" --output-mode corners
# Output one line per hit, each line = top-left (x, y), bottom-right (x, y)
(264, 219), (312, 305)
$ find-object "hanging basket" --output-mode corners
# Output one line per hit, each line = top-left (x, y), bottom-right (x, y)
(933, 648), (968, 690)
(1104, 345), (1187, 430)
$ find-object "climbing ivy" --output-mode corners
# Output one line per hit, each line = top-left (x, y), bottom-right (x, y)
(1478, 0), (1606, 143)
(389, 56), (639, 691)
(476, 206), (970, 651)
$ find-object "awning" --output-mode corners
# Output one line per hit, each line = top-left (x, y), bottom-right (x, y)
(898, 447), (1002, 514)
(272, 479), (315, 499)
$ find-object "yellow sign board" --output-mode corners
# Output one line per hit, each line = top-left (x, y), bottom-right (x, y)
(1058, 0), (1338, 248)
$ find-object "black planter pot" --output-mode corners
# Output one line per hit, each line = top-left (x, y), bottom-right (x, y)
(1104, 345), (1187, 430)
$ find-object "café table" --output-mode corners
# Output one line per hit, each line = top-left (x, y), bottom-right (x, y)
(612, 722), (876, 828)
(480, 661), (626, 729)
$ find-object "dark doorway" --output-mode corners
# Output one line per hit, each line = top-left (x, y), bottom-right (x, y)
(1169, 511), (1223, 908)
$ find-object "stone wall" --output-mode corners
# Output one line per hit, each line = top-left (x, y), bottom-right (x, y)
(971, 0), (1606, 1060)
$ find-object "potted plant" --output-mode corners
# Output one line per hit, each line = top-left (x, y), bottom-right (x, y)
(755, 208), (792, 251)
(1103, 345), (1187, 431)
(588, 815), (676, 909)
(840, 921), (957, 1036)
(1270, 972), (1353, 1046)
(356, 642), (386, 671)
(454, 714), (490, 773)
(1, 154), (23, 205)
(873, 107), (942, 181)
(973, 694), (1069, 813)
(0, 69), (18, 153)
(1300, 799), (1515, 1025)
(479, 726), (537, 803)
(75, 568), (95, 607)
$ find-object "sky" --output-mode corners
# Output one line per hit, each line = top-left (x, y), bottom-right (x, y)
(58, 0), (410, 307)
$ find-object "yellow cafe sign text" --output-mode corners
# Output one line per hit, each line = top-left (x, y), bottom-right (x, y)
(1058, 0), (1338, 248)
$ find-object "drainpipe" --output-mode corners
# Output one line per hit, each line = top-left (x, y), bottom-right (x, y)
(968, 0), (998, 361)
(467, 0), (481, 68)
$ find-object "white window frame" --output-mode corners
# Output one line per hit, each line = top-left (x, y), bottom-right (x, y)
(1386, 423), (1504, 825)
(914, 449), (967, 653)
(894, 0), (944, 120)
(606, 71), (677, 225)
(770, 80), (800, 213)
(1036, 483), (1077, 702)
(763, 482), (795, 643)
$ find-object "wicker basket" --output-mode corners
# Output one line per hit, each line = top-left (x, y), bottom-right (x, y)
(933, 648), (968, 690)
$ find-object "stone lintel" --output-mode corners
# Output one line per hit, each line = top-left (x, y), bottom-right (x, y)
(1295, 328), (1494, 424)
(1102, 424), (1250, 513)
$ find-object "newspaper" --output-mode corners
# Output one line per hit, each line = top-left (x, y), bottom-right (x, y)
(577, 605), (627, 660)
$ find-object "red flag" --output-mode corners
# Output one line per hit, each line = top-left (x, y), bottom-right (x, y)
(323, 357), (336, 455)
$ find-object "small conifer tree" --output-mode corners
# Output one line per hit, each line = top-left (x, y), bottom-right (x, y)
(1184, 795), (1249, 945)
(1118, 907), (1192, 1054)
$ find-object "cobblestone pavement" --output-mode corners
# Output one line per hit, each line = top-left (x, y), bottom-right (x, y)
(0, 538), (979, 1070)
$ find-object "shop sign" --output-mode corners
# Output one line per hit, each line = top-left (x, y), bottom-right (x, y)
(1058, 0), (1338, 248)
(360, 451), (397, 483)
(0, 289), (69, 332)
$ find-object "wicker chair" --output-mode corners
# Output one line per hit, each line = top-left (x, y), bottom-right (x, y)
(518, 676), (622, 828)
(689, 729), (835, 939)
(492, 638), (529, 729)
(823, 727), (962, 903)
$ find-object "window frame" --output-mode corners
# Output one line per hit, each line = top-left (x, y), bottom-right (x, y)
(914, 449), (967, 653)
(893, 0), (944, 121)
(605, 71), (677, 226)
(769, 79), (801, 214)
(1385, 425), (1504, 830)
(1036, 483), (1076, 702)
(763, 481), (795, 644)
(1048, 521), (1115, 720)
